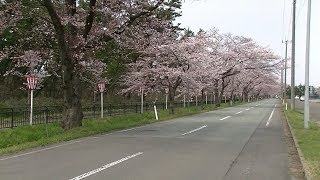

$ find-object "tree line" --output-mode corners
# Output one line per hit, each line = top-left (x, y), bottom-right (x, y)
(0, 0), (280, 130)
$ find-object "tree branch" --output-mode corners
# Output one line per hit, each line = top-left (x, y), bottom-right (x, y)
(83, 0), (96, 39)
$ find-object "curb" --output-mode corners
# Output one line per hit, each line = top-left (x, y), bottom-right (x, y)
(283, 109), (312, 180)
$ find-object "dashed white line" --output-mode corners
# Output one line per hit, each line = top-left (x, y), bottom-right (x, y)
(245, 108), (251, 111)
(181, 125), (207, 136)
(69, 152), (143, 180)
(266, 104), (277, 127)
(235, 111), (243, 115)
(220, 116), (231, 121)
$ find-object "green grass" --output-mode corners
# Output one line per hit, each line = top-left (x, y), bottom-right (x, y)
(0, 102), (244, 156)
(285, 110), (320, 179)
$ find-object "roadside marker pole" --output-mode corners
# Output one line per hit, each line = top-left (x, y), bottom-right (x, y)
(154, 104), (158, 120)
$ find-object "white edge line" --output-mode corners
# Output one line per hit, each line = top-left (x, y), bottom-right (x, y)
(0, 140), (82, 161)
(69, 152), (143, 180)
(266, 104), (277, 127)
(235, 111), (243, 114)
(119, 127), (138, 132)
(181, 125), (207, 136)
(220, 116), (231, 121)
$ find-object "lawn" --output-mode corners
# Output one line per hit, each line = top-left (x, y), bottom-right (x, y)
(285, 110), (320, 179)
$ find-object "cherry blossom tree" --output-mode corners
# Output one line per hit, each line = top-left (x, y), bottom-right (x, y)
(0, 0), (179, 129)
(122, 33), (206, 114)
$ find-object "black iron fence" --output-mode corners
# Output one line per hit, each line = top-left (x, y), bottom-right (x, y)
(0, 100), (229, 129)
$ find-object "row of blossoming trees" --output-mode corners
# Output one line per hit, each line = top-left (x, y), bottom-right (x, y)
(0, 1), (280, 130)
(122, 29), (281, 114)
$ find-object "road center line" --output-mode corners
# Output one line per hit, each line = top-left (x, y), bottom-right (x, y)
(220, 116), (231, 121)
(69, 152), (143, 180)
(266, 104), (277, 127)
(245, 108), (250, 111)
(181, 125), (207, 136)
(235, 111), (243, 114)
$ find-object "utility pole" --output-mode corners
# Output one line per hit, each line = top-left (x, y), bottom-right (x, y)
(281, 57), (284, 103)
(290, 0), (296, 110)
(304, 0), (312, 129)
(284, 40), (288, 103)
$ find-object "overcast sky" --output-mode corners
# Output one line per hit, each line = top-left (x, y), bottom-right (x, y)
(176, 0), (320, 87)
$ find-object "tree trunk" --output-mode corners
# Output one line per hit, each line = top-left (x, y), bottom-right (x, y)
(214, 80), (220, 107)
(43, 0), (84, 130)
(62, 66), (83, 130)
(168, 89), (175, 114)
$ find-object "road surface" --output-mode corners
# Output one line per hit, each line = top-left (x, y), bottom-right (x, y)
(0, 99), (295, 180)
(291, 99), (320, 121)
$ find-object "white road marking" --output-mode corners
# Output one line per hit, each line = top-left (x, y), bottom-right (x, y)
(69, 152), (143, 180)
(0, 140), (82, 161)
(245, 108), (250, 111)
(220, 116), (231, 121)
(181, 125), (207, 136)
(235, 111), (243, 114)
(255, 104), (259, 107)
(266, 104), (277, 127)
(119, 127), (139, 132)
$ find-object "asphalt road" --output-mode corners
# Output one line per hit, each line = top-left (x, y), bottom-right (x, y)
(292, 100), (320, 121)
(0, 99), (295, 180)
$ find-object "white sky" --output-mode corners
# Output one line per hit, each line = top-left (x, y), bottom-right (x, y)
(176, 0), (320, 87)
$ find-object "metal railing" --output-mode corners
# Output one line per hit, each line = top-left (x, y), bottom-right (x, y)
(0, 100), (231, 129)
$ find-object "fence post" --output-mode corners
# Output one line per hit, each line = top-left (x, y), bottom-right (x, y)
(45, 106), (49, 124)
(109, 104), (112, 116)
(93, 104), (96, 118)
(11, 108), (14, 129)
(45, 106), (49, 137)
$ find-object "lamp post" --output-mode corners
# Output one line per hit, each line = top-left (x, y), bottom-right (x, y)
(25, 74), (38, 125)
(97, 81), (105, 119)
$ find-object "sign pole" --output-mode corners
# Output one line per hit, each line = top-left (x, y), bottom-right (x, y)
(141, 88), (144, 113)
(97, 81), (105, 119)
(101, 92), (103, 119)
(30, 89), (33, 125)
(25, 74), (38, 126)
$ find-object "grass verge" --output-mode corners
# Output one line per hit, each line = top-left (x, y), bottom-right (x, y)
(284, 110), (320, 179)
(0, 101), (243, 156)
